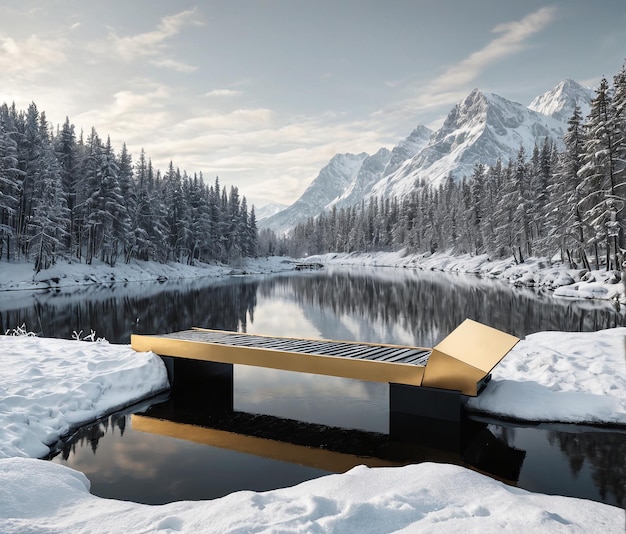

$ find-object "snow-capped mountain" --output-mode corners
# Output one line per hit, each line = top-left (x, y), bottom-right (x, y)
(328, 148), (392, 210)
(371, 88), (569, 196)
(260, 79), (594, 234)
(262, 152), (368, 234)
(261, 127), (432, 233)
(382, 124), (432, 178)
(528, 78), (594, 121)
(254, 201), (289, 222)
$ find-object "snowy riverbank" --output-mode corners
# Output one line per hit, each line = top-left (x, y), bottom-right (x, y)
(0, 327), (624, 532)
(0, 256), (298, 292)
(306, 250), (626, 303)
(3, 251), (624, 306)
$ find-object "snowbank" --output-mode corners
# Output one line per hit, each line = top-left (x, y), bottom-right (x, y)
(0, 256), (297, 292)
(307, 250), (625, 302)
(467, 327), (626, 424)
(0, 335), (169, 459)
(0, 458), (622, 533)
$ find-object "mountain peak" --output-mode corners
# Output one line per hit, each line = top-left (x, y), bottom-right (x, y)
(528, 79), (594, 121)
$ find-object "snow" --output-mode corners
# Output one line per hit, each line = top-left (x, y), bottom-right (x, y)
(528, 79), (593, 121)
(0, 255), (624, 532)
(306, 250), (625, 302)
(261, 152), (368, 234)
(1, 458), (623, 534)
(466, 327), (626, 424)
(0, 334), (169, 459)
(0, 255), (298, 292)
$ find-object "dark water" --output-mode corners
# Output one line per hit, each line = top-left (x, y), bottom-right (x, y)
(2, 266), (624, 507)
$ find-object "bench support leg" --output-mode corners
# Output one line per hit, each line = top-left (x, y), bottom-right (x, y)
(162, 356), (234, 413)
(389, 383), (464, 451)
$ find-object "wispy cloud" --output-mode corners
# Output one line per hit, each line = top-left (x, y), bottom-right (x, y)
(390, 6), (558, 121)
(150, 58), (198, 73)
(205, 89), (243, 97)
(72, 82), (171, 144)
(110, 9), (201, 60)
(138, 109), (391, 204)
(426, 6), (557, 96)
(0, 34), (67, 75)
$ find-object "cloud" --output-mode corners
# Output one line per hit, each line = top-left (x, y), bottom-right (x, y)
(72, 82), (172, 145)
(103, 9), (202, 62)
(428, 6), (557, 95)
(150, 58), (198, 73)
(205, 89), (243, 97)
(178, 108), (274, 131)
(0, 34), (67, 75)
(389, 6), (558, 121)
(133, 109), (392, 205)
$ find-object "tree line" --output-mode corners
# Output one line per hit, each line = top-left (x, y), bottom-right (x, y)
(282, 65), (626, 270)
(0, 102), (258, 272)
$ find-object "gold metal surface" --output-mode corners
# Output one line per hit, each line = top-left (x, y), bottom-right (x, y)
(131, 334), (426, 386)
(131, 415), (404, 472)
(422, 319), (519, 395)
(131, 318), (519, 396)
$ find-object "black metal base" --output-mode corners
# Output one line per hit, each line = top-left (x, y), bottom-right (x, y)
(389, 383), (465, 452)
(163, 357), (234, 413)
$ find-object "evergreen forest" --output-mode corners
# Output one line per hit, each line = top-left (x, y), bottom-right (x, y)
(0, 103), (258, 272)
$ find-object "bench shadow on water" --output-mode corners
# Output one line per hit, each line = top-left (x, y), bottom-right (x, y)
(8, 266), (623, 507)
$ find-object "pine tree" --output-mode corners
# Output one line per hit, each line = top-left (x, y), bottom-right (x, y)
(28, 112), (69, 272)
(0, 111), (23, 260)
(547, 104), (588, 267)
(578, 77), (621, 269)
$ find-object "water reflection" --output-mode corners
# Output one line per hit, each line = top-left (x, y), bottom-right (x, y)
(49, 399), (625, 507)
(547, 427), (625, 506)
(257, 268), (626, 346)
(0, 278), (259, 342)
(3, 267), (624, 345)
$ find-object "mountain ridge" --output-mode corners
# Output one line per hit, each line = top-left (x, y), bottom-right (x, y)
(261, 79), (594, 234)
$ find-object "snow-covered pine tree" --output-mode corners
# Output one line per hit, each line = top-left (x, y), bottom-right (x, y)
(28, 112), (69, 272)
(0, 108), (23, 260)
(547, 104), (588, 267)
(578, 77), (622, 270)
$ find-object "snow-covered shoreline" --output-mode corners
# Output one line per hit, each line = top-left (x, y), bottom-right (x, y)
(306, 250), (626, 303)
(3, 251), (624, 307)
(0, 256), (298, 292)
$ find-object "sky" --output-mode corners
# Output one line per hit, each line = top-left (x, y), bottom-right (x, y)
(1, 1), (624, 207)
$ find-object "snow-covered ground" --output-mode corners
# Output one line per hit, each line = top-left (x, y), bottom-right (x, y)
(3, 251), (623, 304)
(306, 250), (626, 302)
(0, 333), (169, 459)
(0, 256), (297, 291)
(0, 325), (624, 532)
(466, 328), (626, 424)
(2, 458), (622, 533)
